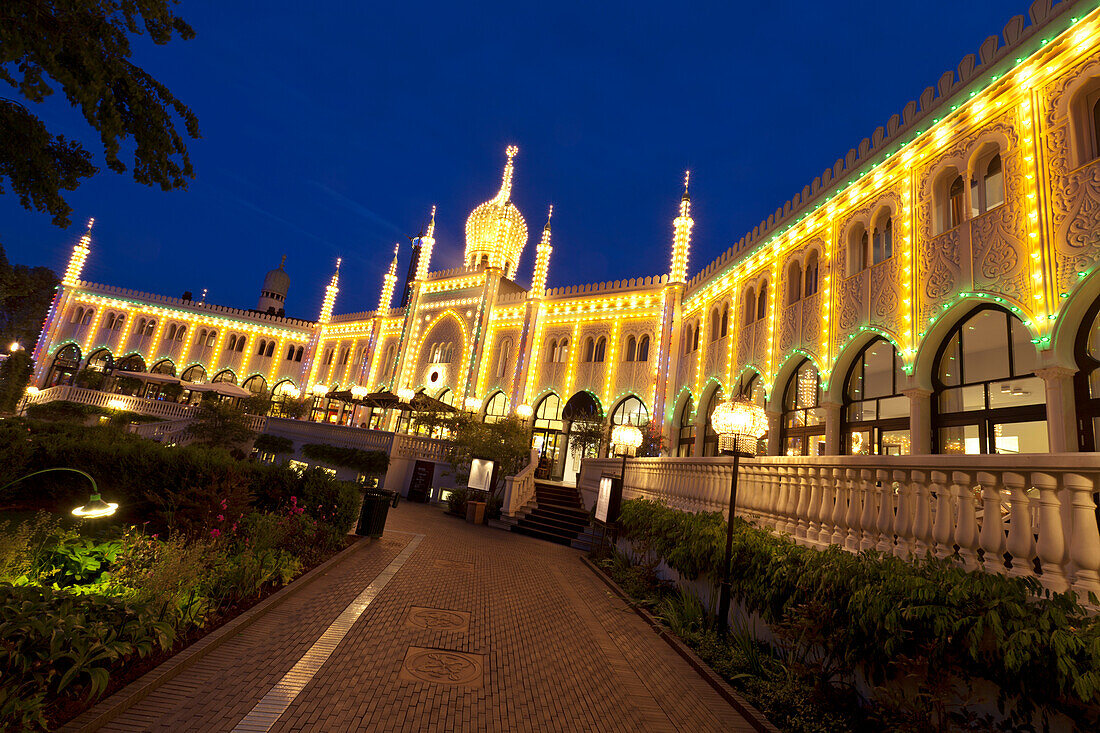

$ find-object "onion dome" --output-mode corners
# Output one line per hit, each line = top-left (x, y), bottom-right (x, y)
(258, 255), (290, 312)
(464, 145), (528, 278)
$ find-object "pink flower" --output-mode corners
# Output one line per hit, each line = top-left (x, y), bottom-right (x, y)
(217, 514), (225, 522)
(231, 522), (238, 532)
(210, 528), (221, 538)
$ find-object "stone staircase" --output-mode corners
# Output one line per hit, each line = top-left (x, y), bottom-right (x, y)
(510, 481), (595, 550)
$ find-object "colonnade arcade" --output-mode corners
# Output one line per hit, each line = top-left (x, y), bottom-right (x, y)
(672, 282), (1100, 457)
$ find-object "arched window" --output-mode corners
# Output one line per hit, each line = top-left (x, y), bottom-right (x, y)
(787, 261), (802, 305)
(872, 211), (893, 265)
(710, 307), (721, 340)
(174, 324), (185, 341)
(294, 346), (303, 362)
(47, 344), (82, 386)
(497, 338), (512, 378)
(443, 343), (454, 363)
(257, 339), (267, 356)
(756, 282), (768, 321)
(933, 306), (1045, 454)
(116, 354), (145, 372)
(556, 338), (569, 363)
(227, 335), (238, 351)
(847, 223), (867, 276)
(212, 370), (236, 384)
(684, 324), (693, 354)
(584, 337), (595, 362)
(1074, 296), (1100, 449)
(781, 359), (825, 456)
(71, 307), (84, 324)
(81, 308), (94, 326)
(971, 147), (1004, 216)
(949, 174), (965, 229)
(804, 251), (819, 296)
(692, 321), (700, 352)
(721, 304), (729, 337)
(676, 397), (695, 457)
(1069, 82), (1100, 166)
(843, 339), (909, 455)
(87, 349), (113, 373)
(625, 335), (636, 362)
(339, 346), (349, 365)
(744, 287), (756, 325)
(547, 338), (558, 362)
(483, 391), (508, 423)
(594, 337), (606, 362)
(702, 385), (725, 457)
(738, 373), (768, 454)
(611, 396), (648, 426)
(151, 360), (175, 376)
(286, 344), (296, 360)
(205, 330), (217, 348)
(181, 364), (207, 383)
(243, 375), (267, 396)
(637, 335), (650, 362)
(323, 347), (334, 365)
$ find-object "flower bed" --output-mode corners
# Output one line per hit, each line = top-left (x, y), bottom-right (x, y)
(600, 498), (1100, 733)
(0, 419), (366, 730)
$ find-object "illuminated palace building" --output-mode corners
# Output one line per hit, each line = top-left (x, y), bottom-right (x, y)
(29, 3), (1100, 477)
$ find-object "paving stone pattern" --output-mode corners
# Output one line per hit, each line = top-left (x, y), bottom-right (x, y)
(83, 504), (753, 732)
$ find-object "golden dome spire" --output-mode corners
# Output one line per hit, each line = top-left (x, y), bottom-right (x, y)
(494, 145), (519, 205)
(682, 170), (691, 202)
(532, 204), (553, 295)
(465, 146), (528, 277)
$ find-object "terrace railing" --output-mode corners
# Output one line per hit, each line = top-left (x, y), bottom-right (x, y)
(578, 454), (1100, 600)
(20, 385), (194, 420)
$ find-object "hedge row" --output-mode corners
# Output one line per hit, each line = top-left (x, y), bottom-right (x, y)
(617, 499), (1100, 728)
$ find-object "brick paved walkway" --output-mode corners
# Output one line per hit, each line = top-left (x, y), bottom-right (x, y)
(77, 503), (754, 732)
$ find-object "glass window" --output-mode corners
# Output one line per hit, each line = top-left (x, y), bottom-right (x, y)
(484, 392), (507, 423)
(612, 396), (648, 426)
(677, 397), (695, 457)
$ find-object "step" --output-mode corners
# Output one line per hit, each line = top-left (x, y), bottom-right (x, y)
(534, 489), (582, 503)
(533, 504), (590, 523)
(511, 523), (579, 547)
(518, 512), (586, 535)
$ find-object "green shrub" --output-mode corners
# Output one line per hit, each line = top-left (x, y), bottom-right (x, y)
(253, 434), (293, 454)
(446, 486), (469, 515)
(38, 537), (121, 588)
(300, 443), (388, 475)
(0, 583), (174, 730)
(617, 499), (1100, 730)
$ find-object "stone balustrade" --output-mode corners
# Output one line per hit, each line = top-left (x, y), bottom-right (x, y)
(20, 385), (196, 420)
(578, 454), (1100, 600)
(502, 449), (539, 518)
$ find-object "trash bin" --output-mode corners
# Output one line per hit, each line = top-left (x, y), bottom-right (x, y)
(356, 490), (394, 538)
(465, 500), (486, 525)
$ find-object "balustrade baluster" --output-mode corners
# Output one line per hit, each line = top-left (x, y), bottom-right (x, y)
(1033, 472), (1069, 593)
(930, 471), (955, 560)
(794, 468), (810, 543)
(1003, 472), (1036, 580)
(859, 468), (878, 551)
(817, 467), (835, 548)
(806, 468), (822, 546)
(977, 471), (1007, 574)
(875, 469), (893, 553)
(953, 471), (980, 571)
(830, 468), (848, 546)
(893, 469), (912, 557)
(784, 466), (800, 536)
(844, 469), (861, 551)
(1063, 472), (1100, 597)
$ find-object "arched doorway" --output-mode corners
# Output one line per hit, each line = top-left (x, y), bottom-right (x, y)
(150, 360), (176, 376)
(562, 391), (603, 483)
(1075, 296), (1100, 450)
(212, 370), (237, 384)
(86, 348), (113, 374)
(675, 396), (695, 456)
(116, 354), (145, 372)
(781, 359), (825, 456)
(243, 375), (267, 396)
(702, 385), (725, 457)
(932, 306), (1046, 454)
(46, 344), (82, 386)
(532, 393), (564, 479)
(610, 395), (648, 426)
(843, 338), (910, 454)
(181, 364), (207, 384)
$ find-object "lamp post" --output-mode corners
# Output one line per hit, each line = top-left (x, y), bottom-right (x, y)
(710, 398), (768, 634)
(610, 423), (643, 480)
(0, 467), (118, 519)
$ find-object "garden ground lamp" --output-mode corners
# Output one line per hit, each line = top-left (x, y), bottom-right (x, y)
(610, 423), (643, 481)
(0, 467), (117, 519)
(710, 398), (767, 634)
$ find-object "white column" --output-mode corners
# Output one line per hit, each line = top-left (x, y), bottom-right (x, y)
(1035, 366), (1078, 453)
(766, 410), (782, 456)
(822, 401), (843, 455)
(903, 388), (932, 455)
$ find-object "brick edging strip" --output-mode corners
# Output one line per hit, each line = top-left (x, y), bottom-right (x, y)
(63, 536), (373, 733)
(580, 555), (781, 733)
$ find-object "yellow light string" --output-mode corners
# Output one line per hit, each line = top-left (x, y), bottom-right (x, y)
(1020, 88), (1047, 327)
(602, 318), (622, 408)
(563, 321), (581, 399)
(268, 334), (287, 382)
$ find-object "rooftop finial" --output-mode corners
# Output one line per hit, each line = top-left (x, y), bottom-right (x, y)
(335, 257), (342, 270)
(393, 242), (400, 258)
(426, 204), (437, 238)
(86, 217), (95, 232)
(279, 254), (287, 269)
(496, 145), (519, 204)
(544, 204), (553, 231)
(682, 170), (691, 201)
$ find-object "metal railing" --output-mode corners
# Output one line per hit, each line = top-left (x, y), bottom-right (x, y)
(579, 453), (1100, 600)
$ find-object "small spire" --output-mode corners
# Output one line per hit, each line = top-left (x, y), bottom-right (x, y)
(426, 204), (437, 238)
(495, 145), (519, 204)
(393, 242), (400, 259)
(86, 217), (95, 233)
(279, 254), (287, 269)
(335, 257), (342, 271)
(682, 170), (691, 201)
(544, 204), (553, 232)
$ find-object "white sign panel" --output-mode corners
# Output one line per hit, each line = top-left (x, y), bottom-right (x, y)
(595, 476), (613, 524)
(468, 457), (494, 492)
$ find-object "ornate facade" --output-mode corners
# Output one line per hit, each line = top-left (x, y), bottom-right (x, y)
(30, 1), (1100, 479)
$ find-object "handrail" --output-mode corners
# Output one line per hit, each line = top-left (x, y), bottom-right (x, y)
(502, 449), (539, 518)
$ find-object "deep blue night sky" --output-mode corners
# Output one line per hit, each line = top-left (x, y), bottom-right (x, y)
(2, 0), (1021, 318)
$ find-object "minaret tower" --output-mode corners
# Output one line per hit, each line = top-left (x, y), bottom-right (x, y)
(380, 243), (400, 311)
(415, 205), (436, 281)
(257, 255), (290, 314)
(531, 205), (553, 295)
(62, 218), (94, 287)
(670, 171), (693, 284)
(318, 257), (341, 325)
